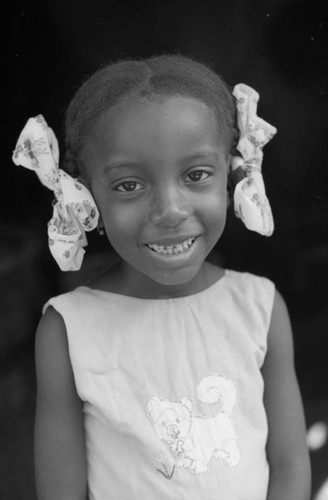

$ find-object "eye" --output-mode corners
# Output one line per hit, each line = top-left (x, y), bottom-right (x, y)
(115, 181), (143, 192)
(185, 169), (212, 183)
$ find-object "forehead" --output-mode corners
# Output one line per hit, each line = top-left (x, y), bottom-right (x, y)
(85, 95), (226, 165)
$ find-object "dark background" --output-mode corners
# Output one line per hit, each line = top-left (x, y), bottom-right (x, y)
(1, 0), (328, 498)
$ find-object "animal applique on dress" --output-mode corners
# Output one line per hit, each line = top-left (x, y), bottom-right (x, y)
(147, 374), (241, 477)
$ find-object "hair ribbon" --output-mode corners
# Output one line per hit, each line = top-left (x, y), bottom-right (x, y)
(12, 86), (276, 270)
(12, 115), (99, 271)
(231, 84), (277, 236)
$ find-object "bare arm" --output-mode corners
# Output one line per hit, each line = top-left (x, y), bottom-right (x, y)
(263, 290), (311, 500)
(34, 307), (88, 500)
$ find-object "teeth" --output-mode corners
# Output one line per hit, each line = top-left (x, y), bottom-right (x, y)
(147, 237), (195, 255)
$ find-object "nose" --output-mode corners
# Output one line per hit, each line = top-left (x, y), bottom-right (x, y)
(148, 185), (191, 228)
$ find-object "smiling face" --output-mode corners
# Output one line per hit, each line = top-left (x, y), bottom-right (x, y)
(84, 95), (229, 297)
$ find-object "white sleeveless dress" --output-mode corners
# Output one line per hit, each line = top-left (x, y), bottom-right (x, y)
(44, 269), (275, 500)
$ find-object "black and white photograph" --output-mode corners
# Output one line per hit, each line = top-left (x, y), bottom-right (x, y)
(1, 1), (327, 499)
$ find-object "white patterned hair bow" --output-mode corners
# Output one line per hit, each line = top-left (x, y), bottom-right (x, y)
(12, 115), (99, 271)
(231, 84), (277, 236)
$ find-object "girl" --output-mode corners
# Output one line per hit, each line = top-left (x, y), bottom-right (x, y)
(13, 55), (310, 499)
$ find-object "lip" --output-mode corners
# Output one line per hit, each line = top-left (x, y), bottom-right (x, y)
(143, 234), (200, 246)
(143, 235), (201, 266)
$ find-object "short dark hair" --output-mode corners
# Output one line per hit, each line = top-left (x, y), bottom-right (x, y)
(63, 54), (238, 179)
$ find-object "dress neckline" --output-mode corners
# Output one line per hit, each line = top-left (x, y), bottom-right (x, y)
(78, 269), (234, 303)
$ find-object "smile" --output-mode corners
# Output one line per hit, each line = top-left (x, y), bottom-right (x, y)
(146, 237), (196, 255)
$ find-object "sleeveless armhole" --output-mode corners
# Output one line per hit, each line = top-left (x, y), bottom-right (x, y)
(42, 293), (87, 402)
(249, 273), (276, 364)
(225, 271), (276, 366)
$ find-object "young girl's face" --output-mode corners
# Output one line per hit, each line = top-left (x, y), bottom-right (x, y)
(84, 95), (229, 296)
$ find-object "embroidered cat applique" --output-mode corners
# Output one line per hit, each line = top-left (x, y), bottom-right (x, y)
(147, 374), (240, 475)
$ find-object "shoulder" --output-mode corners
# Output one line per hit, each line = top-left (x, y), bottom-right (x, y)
(36, 306), (67, 349)
(43, 285), (99, 320)
(35, 306), (84, 425)
(268, 290), (293, 354)
(226, 268), (274, 287)
(35, 307), (72, 393)
(264, 289), (295, 375)
(268, 290), (292, 347)
(223, 268), (275, 306)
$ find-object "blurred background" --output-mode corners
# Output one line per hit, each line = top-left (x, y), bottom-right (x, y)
(1, 0), (327, 498)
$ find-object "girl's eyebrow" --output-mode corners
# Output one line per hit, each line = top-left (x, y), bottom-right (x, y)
(181, 150), (221, 162)
(102, 149), (222, 175)
(102, 160), (143, 175)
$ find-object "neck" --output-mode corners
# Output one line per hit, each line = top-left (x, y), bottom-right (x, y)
(106, 260), (223, 299)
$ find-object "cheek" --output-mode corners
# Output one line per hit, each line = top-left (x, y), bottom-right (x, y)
(201, 188), (228, 223)
(100, 201), (143, 247)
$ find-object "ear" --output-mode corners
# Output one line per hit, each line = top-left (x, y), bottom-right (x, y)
(226, 188), (233, 209)
(97, 215), (104, 230)
(227, 154), (248, 209)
